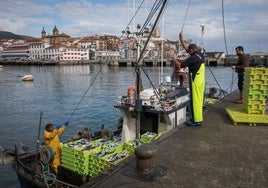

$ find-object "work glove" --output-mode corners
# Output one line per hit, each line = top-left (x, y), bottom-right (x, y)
(64, 120), (70, 126)
(55, 122), (63, 129)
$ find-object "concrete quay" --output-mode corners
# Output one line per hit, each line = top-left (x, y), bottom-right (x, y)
(88, 91), (268, 188)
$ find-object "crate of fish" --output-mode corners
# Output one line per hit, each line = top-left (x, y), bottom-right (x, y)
(88, 154), (112, 168)
(87, 155), (113, 178)
(61, 155), (89, 175)
(140, 132), (158, 143)
(101, 148), (132, 165)
(124, 139), (143, 153)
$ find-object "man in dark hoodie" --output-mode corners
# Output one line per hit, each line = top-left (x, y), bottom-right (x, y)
(231, 46), (249, 104)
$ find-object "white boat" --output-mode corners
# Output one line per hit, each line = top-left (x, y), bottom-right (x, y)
(21, 74), (34, 81)
(115, 84), (189, 143)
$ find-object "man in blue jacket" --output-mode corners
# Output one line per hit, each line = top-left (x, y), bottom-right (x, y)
(173, 32), (205, 126)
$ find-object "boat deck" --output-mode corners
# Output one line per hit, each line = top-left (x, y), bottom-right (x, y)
(88, 91), (268, 188)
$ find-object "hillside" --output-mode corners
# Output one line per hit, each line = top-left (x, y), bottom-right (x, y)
(0, 31), (34, 40)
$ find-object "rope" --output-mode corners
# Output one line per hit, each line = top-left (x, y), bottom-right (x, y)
(222, 0), (235, 94)
(221, 0), (228, 55)
(176, 0), (191, 61)
(68, 65), (103, 121)
(181, 0), (191, 32)
(207, 65), (227, 97)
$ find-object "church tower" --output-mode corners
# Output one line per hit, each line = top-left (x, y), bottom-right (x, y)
(53, 25), (59, 36)
(41, 27), (46, 38)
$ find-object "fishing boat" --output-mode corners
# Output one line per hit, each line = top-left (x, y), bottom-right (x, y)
(0, 1), (190, 187)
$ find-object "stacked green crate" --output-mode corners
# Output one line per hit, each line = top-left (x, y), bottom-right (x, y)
(243, 68), (268, 114)
(87, 141), (120, 178)
(226, 68), (268, 125)
(124, 139), (143, 153)
(61, 139), (107, 175)
(140, 132), (158, 143)
(61, 139), (91, 175)
(101, 143), (132, 165)
(60, 131), (168, 178)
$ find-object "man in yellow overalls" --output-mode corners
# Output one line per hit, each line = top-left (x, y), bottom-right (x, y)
(44, 121), (69, 173)
(173, 32), (205, 126)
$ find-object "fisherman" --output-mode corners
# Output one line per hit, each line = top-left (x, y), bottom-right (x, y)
(231, 46), (249, 104)
(44, 121), (69, 173)
(170, 55), (188, 87)
(173, 32), (205, 126)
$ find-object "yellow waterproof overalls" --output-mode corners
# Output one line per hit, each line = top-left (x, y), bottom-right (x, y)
(189, 62), (205, 123)
(44, 126), (66, 173)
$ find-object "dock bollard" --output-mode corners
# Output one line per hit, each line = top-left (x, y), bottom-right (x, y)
(134, 143), (158, 173)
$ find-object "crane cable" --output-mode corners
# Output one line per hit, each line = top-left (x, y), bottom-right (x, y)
(222, 0), (235, 94)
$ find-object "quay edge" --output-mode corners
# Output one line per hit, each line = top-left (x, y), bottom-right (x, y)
(89, 90), (268, 188)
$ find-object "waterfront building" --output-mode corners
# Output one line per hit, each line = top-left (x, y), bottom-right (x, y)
(41, 25), (70, 44)
(28, 41), (51, 60)
(58, 46), (89, 62)
(1, 42), (30, 59)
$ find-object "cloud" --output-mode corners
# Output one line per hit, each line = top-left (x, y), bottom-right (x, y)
(0, 0), (267, 53)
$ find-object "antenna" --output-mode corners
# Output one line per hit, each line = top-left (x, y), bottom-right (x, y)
(200, 25), (205, 54)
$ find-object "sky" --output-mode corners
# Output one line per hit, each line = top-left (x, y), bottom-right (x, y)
(0, 0), (267, 54)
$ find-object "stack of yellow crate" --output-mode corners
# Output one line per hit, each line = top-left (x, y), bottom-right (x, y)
(226, 67), (268, 126)
(243, 68), (267, 114)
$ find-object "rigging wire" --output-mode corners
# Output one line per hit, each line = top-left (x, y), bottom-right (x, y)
(222, 0), (228, 56)
(68, 65), (103, 121)
(137, 1), (167, 97)
(140, 0), (164, 33)
(137, 0), (167, 65)
(181, 0), (191, 33)
(136, 0), (168, 99)
(205, 0), (236, 99)
(221, 0), (235, 94)
(175, 0), (191, 72)
(122, 0), (146, 35)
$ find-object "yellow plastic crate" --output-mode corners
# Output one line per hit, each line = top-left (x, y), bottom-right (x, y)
(244, 67), (268, 75)
(226, 108), (268, 126)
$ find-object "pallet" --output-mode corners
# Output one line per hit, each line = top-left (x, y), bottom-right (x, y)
(226, 108), (268, 126)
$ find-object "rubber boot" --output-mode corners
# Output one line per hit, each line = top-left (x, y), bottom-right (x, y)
(234, 91), (243, 104)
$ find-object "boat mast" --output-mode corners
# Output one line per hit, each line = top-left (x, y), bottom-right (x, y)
(134, 0), (168, 139)
(135, 24), (142, 139)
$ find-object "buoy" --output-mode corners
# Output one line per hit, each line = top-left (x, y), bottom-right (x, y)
(21, 74), (34, 81)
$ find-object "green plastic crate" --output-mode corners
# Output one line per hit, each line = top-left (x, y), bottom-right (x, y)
(244, 67), (268, 75)
(226, 108), (268, 126)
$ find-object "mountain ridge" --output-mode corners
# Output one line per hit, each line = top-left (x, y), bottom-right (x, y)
(0, 31), (35, 40)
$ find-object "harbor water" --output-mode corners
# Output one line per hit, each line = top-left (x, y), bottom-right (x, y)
(0, 64), (236, 187)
